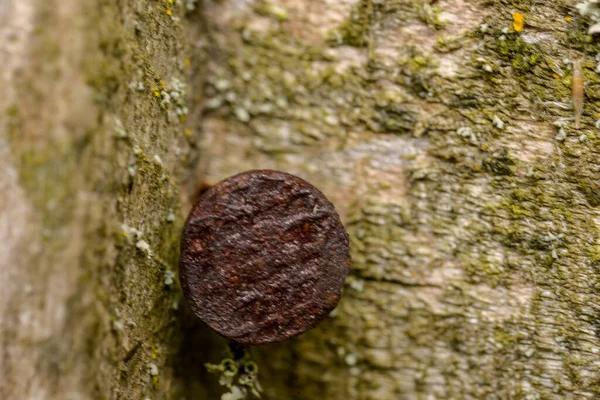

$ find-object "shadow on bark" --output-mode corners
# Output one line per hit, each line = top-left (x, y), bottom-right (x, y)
(172, 304), (228, 399)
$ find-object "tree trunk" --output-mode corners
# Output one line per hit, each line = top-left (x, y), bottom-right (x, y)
(2, 0), (599, 399)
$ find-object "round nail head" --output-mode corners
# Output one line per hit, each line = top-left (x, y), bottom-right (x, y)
(179, 170), (350, 345)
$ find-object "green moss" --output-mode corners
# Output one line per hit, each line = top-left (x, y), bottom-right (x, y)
(417, 3), (447, 29)
(5, 0), (207, 398)
(577, 178), (600, 207)
(435, 35), (465, 53)
(8, 0), (600, 397)
(204, 26), (430, 138)
(253, 0), (288, 21)
(482, 149), (517, 176)
(5, 104), (19, 117)
(326, 0), (371, 47)
(492, 35), (541, 75)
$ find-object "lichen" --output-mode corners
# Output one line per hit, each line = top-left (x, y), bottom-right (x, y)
(5, 0), (209, 398)
(200, 0), (600, 398)
(8, 0), (600, 398)
(576, 0), (600, 33)
(205, 345), (263, 399)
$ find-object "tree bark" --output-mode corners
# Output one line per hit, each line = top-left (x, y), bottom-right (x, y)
(2, 0), (600, 399)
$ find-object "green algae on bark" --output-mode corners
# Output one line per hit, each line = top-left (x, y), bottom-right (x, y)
(199, 0), (600, 398)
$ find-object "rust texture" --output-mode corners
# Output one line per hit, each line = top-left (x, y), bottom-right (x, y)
(179, 170), (351, 345)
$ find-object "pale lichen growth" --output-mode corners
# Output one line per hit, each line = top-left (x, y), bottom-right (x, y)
(576, 0), (600, 33)
(121, 224), (143, 242)
(115, 118), (128, 138)
(158, 77), (189, 123)
(199, 0), (600, 397)
(556, 127), (567, 141)
(492, 115), (505, 130)
(254, 0), (288, 22)
(456, 126), (478, 145)
(205, 346), (263, 399)
(186, 0), (198, 12)
(3, 0), (196, 398)
(136, 239), (152, 255)
(164, 270), (175, 286)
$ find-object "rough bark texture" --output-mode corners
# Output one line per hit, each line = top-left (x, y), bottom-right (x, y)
(2, 0), (600, 399)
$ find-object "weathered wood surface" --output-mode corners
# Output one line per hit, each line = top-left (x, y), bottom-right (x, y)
(2, 0), (599, 399)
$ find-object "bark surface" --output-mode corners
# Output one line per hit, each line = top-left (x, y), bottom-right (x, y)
(1, 0), (599, 399)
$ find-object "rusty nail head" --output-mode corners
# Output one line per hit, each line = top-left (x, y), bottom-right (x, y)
(179, 170), (351, 345)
